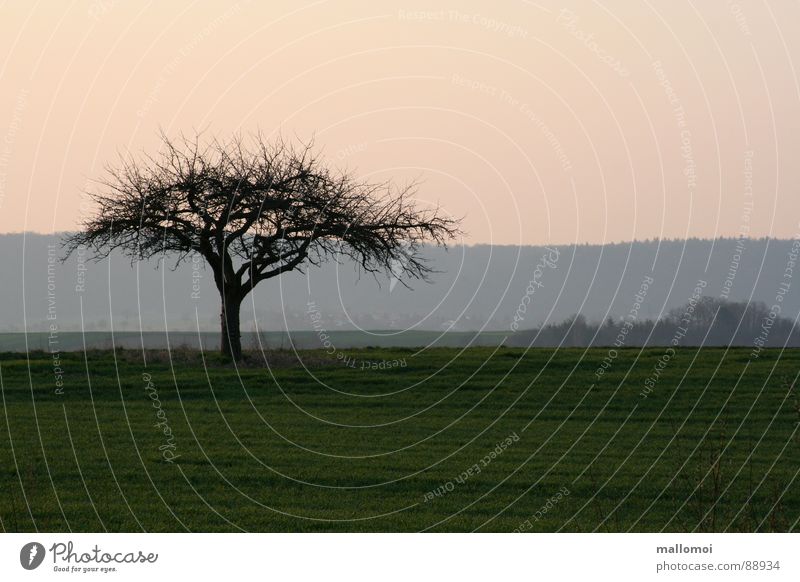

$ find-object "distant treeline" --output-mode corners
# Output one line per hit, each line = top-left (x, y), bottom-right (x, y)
(508, 298), (800, 349)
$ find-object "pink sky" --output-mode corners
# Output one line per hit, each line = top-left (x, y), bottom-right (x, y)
(1, 0), (799, 245)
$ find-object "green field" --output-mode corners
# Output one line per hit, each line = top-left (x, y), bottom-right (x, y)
(1, 347), (798, 532)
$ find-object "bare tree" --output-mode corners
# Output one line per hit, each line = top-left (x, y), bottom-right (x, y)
(63, 132), (460, 360)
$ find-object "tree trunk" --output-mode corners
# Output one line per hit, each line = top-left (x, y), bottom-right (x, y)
(220, 294), (243, 361)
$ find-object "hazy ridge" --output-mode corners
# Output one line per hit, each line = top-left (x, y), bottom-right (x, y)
(2, 233), (798, 341)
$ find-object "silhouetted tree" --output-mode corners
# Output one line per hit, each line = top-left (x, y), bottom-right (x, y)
(63, 132), (460, 360)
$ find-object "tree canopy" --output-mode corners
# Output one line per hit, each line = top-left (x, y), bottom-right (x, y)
(63, 132), (461, 359)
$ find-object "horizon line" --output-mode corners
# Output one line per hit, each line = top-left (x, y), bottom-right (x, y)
(0, 231), (794, 248)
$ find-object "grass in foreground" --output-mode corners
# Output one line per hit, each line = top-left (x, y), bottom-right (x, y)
(0, 347), (798, 532)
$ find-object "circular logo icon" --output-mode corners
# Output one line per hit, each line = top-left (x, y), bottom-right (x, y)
(20, 542), (46, 570)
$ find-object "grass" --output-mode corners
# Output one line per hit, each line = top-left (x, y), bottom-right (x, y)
(0, 346), (798, 532)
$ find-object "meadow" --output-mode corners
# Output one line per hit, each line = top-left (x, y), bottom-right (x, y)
(1, 347), (798, 532)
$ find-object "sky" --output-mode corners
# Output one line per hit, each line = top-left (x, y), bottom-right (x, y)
(1, 0), (799, 245)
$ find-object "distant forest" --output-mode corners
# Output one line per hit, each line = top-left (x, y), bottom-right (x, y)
(509, 298), (800, 349)
(5, 234), (800, 337)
